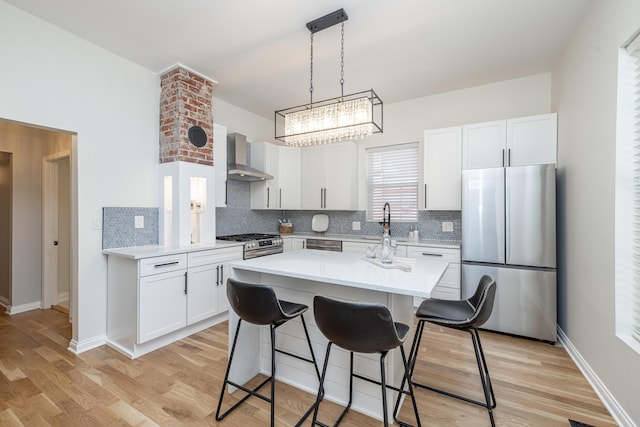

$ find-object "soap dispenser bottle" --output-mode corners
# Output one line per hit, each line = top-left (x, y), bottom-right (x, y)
(381, 224), (392, 264)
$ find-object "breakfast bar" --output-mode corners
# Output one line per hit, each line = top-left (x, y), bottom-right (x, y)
(227, 249), (449, 422)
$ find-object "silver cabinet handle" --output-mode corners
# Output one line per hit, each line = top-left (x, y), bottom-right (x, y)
(220, 265), (224, 285)
(422, 252), (443, 257)
(184, 272), (188, 295)
(424, 184), (427, 209)
(508, 148), (511, 166)
(502, 148), (505, 167)
(154, 261), (179, 268)
(279, 188), (282, 209)
(267, 187), (270, 208)
(216, 265), (220, 286)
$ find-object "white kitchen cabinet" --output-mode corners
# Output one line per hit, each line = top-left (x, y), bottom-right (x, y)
(506, 113), (557, 167)
(214, 123), (228, 207)
(138, 255), (187, 344)
(462, 113), (557, 169)
(405, 246), (460, 305)
(186, 246), (242, 322)
(250, 142), (279, 209)
(283, 236), (305, 252)
(462, 120), (507, 169)
(278, 147), (301, 210)
(106, 245), (242, 359)
(422, 127), (462, 210)
(300, 142), (357, 210)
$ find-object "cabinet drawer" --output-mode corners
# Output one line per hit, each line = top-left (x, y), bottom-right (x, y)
(139, 254), (187, 277)
(431, 286), (460, 300)
(406, 246), (460, 263)
(438, 263), (460, 289)
(188, 246), (243, 267)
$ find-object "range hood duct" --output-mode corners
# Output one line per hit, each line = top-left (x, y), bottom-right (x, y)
(226, 133), (273, 181)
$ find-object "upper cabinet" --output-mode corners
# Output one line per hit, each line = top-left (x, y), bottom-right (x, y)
(421, 126), (462, 211)
(278, 147), (301, 210)
(250, 142), (280, 209)
(300, 142), (358, 210)
(462, 113), (557, 169)
(214, 124), (227, 207)
(250, 142), (302, 210)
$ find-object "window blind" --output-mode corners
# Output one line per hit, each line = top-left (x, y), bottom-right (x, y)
(628, 33), (640, 343)
(366, 143), (418, 222)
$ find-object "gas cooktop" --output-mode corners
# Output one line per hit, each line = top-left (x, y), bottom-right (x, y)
(217, 233), (279, 242)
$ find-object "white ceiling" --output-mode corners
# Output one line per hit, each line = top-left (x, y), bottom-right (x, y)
(5, 0), (591, 120)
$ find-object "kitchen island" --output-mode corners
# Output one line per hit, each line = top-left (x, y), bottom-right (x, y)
(227, 249), (449, 423)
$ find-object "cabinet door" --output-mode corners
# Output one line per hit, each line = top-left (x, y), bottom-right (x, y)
(300, 146), (326, 209)
(138, 270), (187, 343)
(250, 142), (279, 209)
(186, 264), (217, 325)
(506, 113), (557, 166)
(214, 124), (228, 207)
(462, 120), (506, 169)
(217, 262), (232, 313)
(283, 237), (305, 252)
(406, 246), (461, 301)
(324, 143), (358, 210)
(278, 147), (301, 210)
(423, 127), (462, 210)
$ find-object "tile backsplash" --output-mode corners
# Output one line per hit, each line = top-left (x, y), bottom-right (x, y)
(102, 207), (159, 249)
(216, 180), (461, 241)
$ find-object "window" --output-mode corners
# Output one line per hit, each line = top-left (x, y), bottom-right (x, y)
(366, 143), (418, 222)
(615, 29), (640, 349)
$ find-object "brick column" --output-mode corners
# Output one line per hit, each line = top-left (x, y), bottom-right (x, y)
(159, 66), (214, 165)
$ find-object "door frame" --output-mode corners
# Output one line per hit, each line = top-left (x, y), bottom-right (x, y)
(42, 151), (71, 310)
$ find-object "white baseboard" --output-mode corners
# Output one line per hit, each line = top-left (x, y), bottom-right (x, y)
(6, 301), (42, 315)
(557, 327), (636, 427)
(68, 334), (107, 355)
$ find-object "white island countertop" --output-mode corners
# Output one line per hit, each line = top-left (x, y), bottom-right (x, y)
(231, 249), (449, 299)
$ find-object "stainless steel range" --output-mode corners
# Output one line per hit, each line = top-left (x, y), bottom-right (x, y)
(217, 233), (283, 259)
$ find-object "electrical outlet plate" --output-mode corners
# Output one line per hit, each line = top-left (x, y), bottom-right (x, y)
(442, 221), (454, 232)
(352, 221), (361, 231)
(134, 215), (144, 229)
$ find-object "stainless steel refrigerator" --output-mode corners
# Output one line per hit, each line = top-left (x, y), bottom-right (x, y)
(461, 163), (557, 342)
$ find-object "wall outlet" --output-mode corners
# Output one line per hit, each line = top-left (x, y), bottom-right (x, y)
(352, 221), (361, 231)
(442, 221), (454, 232)
(92, 216), (102, 230)
(134, 215), (144, 229)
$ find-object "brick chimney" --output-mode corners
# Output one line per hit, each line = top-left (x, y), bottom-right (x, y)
(159, 65), (214, 165)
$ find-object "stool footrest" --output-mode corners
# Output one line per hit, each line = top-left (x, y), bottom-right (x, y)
(412, 381), (496, 409)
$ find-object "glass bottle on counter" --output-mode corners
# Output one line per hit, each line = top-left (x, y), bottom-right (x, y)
(381, 224), (393, 264)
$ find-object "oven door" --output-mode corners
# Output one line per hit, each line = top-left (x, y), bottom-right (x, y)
(244, 245), (283, 259)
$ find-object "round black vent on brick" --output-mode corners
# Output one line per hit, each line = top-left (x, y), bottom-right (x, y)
(188, 126), (207, 148)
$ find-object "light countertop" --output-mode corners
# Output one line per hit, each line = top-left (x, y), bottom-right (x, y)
(102, 241), (243, 259)
(230, 249), (449, 298)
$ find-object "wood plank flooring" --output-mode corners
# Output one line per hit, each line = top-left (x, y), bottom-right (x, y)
(0, 307), (617, 426)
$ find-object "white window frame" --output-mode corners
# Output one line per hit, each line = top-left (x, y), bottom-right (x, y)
(366, 143), (419, 223)
(615, 29), (640, 352)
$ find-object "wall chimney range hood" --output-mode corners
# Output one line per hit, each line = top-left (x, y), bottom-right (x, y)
(226, 133), (273, 181)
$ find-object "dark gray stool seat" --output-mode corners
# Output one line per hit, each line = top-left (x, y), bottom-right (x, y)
(215, 278), (321, 427)
(311, 296), (421, 427)
(396, 274), (497, 426)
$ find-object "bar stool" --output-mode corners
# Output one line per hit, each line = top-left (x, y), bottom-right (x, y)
(215, 278), (322, 427)
(311, 295), (421, 427)
(396, 274), (497, 426)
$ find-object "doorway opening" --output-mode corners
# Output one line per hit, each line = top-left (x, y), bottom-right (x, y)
(43, 152), (71, 318)
(0, 151), (11, 309)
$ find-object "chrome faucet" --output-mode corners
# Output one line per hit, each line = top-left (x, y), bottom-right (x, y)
(379, 202), (391, 236)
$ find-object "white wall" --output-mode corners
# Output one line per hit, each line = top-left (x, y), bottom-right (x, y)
(0, 1), (160, 349)
(214, 97), (275, 143)
(552, 0), (640, 425)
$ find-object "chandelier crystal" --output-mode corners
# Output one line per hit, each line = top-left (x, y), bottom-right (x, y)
(275, 9), (383, 147)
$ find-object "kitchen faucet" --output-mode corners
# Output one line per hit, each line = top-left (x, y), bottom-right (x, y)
(379, 202), (391, 236)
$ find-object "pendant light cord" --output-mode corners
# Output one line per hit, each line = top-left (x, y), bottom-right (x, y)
(309, 32), (314, 106)
(340, 22), (345, 100)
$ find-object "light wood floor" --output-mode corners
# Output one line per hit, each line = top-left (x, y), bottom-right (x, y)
(0, 307), (617, 426)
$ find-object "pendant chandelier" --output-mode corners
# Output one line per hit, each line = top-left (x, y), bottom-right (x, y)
(275, 8), (383, 147)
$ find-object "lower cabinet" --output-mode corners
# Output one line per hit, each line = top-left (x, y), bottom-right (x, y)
(107, 245), (243, 358)
(406, 246), (461, 305)
(283, 237), (306, 252)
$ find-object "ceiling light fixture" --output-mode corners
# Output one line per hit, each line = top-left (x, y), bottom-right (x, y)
(275, 8), (383, 147)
